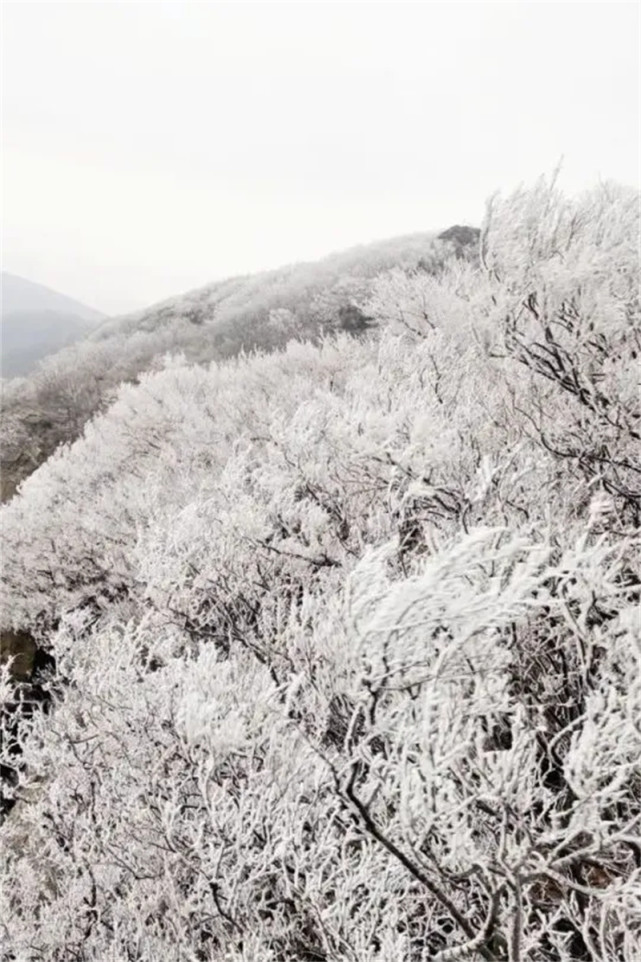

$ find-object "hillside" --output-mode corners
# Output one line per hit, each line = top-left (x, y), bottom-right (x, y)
(1, 181), (640, 961)
(0, 228), (477, 501)
(1, 273), (104, 378)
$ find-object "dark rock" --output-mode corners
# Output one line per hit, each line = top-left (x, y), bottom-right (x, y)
(1, 633), (56, 819)
(0, 630), (38, 682)
(437, 225), (480, 247)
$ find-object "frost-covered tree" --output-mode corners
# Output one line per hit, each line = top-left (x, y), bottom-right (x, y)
(1, 232), (454, 501)
(1, 177), (639, 961)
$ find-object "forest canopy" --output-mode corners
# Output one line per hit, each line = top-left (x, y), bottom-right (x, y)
(1, 177), (639, 961)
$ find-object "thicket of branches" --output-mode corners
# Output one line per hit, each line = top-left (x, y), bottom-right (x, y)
(0, 231), (455, 501)
(1, 178), (639, 961)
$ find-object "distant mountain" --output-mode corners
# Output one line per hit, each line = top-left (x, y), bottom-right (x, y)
(1, 273), (104, 378)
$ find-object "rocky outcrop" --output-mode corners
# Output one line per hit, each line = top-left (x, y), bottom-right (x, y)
(0, 629), (38, 681)
(1, 631), (55, 818)
(437, 224), (481, 247)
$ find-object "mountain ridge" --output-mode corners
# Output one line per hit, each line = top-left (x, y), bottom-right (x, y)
(1, 272), (105, 378)
(1, 272), (104, 321)
(0, 226), (479, 499)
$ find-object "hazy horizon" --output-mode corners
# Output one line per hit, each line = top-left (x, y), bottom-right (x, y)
(3, 1), (639, 316)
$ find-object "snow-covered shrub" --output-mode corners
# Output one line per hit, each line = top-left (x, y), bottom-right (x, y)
(1, 178), (639, 960)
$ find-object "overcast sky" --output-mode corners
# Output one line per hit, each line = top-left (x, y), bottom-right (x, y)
(2, 2), (639, 315)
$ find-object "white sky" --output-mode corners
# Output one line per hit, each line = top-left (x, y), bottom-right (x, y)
(2, 1), (639, 315)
